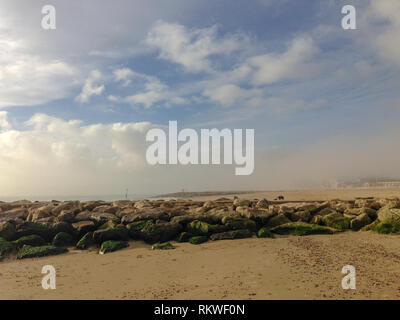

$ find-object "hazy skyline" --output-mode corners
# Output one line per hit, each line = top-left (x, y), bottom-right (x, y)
(0, 0), (400, 197)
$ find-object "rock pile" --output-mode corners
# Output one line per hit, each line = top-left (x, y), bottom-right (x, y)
(0, 197), (399, 260)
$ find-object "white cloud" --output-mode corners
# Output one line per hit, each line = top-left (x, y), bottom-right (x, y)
(368, 0), (400, 66)
(76, 70), (105, 103)
(203, 84), (259, 107)
(146, 21), (246, 73)
(247, 37), (318, 86)
(111, 68), (186, 108)
(0, 31), (78, 108)
(0, 113), (154, 196)
(113, 68), (135, 86)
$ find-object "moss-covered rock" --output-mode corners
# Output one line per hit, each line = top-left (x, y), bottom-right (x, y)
(51, 222), (75, 237)
(187, 220), (227, 236)
(99, 240), (128, 254)
(126, 220), (154, 239)
(71, 220), (96, 238)
(76, 232), (94, 250)
(92, 224), (129, 244)
(13, 235), (46, 248)
(372, 221), (400, 235)
(17, 245), (68, 259)
(52, 232), (74, 247)
(141, 222), (182, 244)
(257, 227), (275, 238)
(189, 235), (209, 244)
(322, 212), (350, 230)
(15, 222), (54, 242)
(350, 213), (372, 231)
(176, 231), (194, 242)
(152, 242), (175, 250)
(0, 222), (16, 241)
(210, 229), (253, 241)
(222, 217), (257, 232)
(0, 237), (14, 260)
(271, 222), (335, 236)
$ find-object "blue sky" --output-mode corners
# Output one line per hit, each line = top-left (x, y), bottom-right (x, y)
(0, 0), (400, 197)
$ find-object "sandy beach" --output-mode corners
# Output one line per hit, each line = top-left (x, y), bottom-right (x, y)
(189, 187), (400, 202)
(1, 231), (399, 300)
(1, 188), (400, 300)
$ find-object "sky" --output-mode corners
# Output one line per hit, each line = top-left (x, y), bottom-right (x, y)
(0, 0), (400, 198)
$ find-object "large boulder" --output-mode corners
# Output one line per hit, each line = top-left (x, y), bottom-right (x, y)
(15, 222), (54, 241)
(52, 201), (81, 216)
(57, 209), (76, 222)
(350, 213), (372, 231)
(89, 212), (120, 225)
(270, 222), (336, 236)
(290, 210), (311, 223)
(126, 220), (154, 239)
(377, 204), (400, 223)
(92, 224), (129, 244)
(322, 212), (350, 230)
(0, 237), (14, 260)
(121, 208), (168, 224)
(186, 220), (227, 236)
(141, 222), (182, 244)
(0, 222), (16, 240)
(13, 235), (46, 248)
(264, 214), (291, 228)
(17, 245), (68, 259)
(71, 220), (96, 238)
(221, 217), (257, 232)
(82, 201), (106, 211)
(0, 207), (28, 222)
(52, 232), (75, 247)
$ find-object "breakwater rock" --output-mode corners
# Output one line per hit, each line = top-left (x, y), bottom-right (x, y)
(0, 196), (399, 260)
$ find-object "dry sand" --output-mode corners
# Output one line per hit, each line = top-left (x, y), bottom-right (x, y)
(1, 231), (399, 300)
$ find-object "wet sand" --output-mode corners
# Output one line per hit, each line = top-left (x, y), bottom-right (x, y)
(1, 231), (399, 300)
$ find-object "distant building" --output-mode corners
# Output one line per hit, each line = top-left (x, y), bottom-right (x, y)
(335, 177), (400, 188)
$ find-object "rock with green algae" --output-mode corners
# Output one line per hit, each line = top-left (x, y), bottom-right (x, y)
(99, 240), (128, 254)
(13, 235), (46, 248)
(0, 237), (14, 260)
(17, 244), (68, 259)
(221, 217), (257, 232)
(140, 222), (182, 244)
(210, 229), (253, 241)
(0, 222), (16, 241)
(76, 232), (94, 250)
(372, 221), (400, 235)
(52, 232), (75, 247)
(126, 220), (154, 239)
(176, 232), (194, 242)
(71, 220), (96, 238)
(187, 220), (227, 236)
(189, 235), (209, 245)
(92, 224), (129, 244)
(257, 227), (275, 238)
(270, 222), (336, 236)
(152, 242), (175, 250)
(321, 212), (350, 230)
(14, 222), (54, 242)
